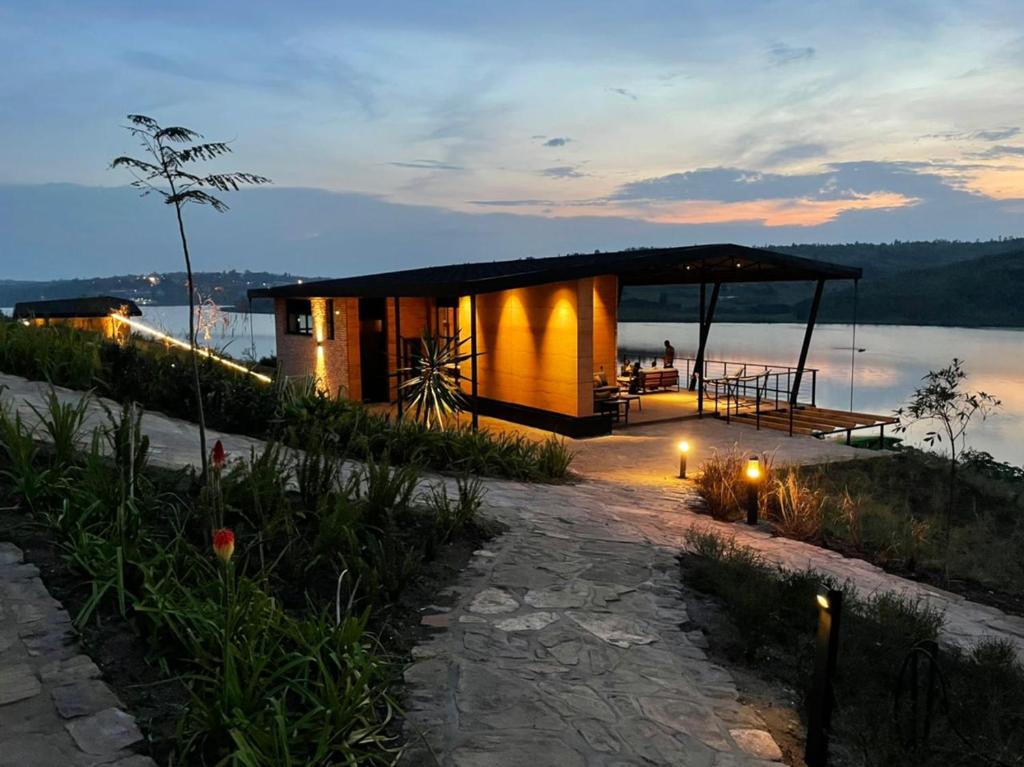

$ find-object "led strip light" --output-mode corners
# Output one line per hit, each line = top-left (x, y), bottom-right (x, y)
(109, 313), (273, 384)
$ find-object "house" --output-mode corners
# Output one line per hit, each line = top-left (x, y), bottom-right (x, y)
(12, 296), (142, 344)
(248, 245), (861, 437)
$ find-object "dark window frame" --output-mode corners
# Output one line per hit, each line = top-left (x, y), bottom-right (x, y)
(325, 299), (335, 340)
(285, 299), (313, 336)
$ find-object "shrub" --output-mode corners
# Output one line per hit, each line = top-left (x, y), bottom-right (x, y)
(680, 529), (1024, 767)
(769, 470), (827, 542)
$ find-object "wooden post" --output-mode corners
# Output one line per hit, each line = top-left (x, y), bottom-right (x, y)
(470, 293), (479, 430)
(791, 279), (825, 406)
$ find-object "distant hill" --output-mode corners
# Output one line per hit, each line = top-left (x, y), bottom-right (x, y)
(818, 250), (1024, 326)
(620, 239), (1024, 327)
(0, 270), (311, 313)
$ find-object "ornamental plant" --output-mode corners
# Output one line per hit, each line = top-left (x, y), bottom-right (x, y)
(111, 115), (269, 481)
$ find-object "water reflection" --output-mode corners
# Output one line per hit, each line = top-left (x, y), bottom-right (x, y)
(620, 322), (1024, 466)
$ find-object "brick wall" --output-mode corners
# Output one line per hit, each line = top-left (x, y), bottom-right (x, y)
(274, 297), (351, 397)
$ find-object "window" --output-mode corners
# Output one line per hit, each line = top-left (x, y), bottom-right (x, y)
(285, 299), (313, 336)
(325, 299), (335, 340)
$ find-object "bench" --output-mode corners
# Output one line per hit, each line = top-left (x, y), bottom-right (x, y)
(617, 368), (679, 392)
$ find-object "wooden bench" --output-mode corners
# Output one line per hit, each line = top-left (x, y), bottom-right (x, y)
(632, 367), (679, 392)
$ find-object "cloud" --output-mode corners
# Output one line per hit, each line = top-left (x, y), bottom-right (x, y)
(468, 198), (556, 207)
(760, 143), (829, 167)
(610, 162), (959, 204)
(969, 144), (1024, 159)
(543, 137), (572, 147)
(929, 127), (1021, 142)
(388, 159), (465, 171)
(608, 87), (638, 101)
(539, 165), (587, 179)
(768, 42), (816, 66)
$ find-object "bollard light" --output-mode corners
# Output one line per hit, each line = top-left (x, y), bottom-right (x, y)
(678, 440), (690, 479)
(806, 586), (843, 767)
(744, 455), (762, 525)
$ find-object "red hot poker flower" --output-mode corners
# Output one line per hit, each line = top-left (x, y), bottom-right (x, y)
(211, 440), (226, 470)
(212, 528), (235, 564)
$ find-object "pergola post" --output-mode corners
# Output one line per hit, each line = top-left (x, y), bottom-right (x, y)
(791, 279), (825, 406)
(394, 295), (403, 418)
(691, 281), (720, 401)
(470, 293), (479, 430)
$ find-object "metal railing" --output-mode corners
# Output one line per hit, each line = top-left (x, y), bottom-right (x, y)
(681, 357), (818, 408)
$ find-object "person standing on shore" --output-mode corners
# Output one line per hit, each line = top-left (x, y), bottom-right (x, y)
(663, 339), (675, 368)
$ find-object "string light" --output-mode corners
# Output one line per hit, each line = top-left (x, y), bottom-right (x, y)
(109, 313), (272, 383)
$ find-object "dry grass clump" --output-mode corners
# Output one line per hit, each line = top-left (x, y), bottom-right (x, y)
(769, 469), (828, 542)
(695, 449), (775, 521)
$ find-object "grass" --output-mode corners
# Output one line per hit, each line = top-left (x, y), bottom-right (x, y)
(0, 387), (495, 765)
(693, 448), (1024, 612)
(680, 528), (1024, 766)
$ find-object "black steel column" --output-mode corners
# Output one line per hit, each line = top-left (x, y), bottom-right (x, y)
(691, 282), (720, 394)
(470, 293), (479, 430)
(394, 296), (403, 418)
(791, 279), (825, 405)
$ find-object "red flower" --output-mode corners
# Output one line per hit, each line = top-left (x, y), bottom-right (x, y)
(211, 440), (226, 470)
(212, 528), (235, 564)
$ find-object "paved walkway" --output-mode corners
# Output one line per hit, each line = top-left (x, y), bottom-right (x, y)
(0, 543), (154, 767)
(4, 373), (1024, 766)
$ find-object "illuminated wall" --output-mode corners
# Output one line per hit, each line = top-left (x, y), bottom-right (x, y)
(592, 275), (619, 379)
(459, 278), (597, 417)
(274, 297), (350, 396)
(386, 297), (433, 402)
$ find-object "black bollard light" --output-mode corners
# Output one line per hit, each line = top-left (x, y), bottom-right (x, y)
(805, 586), (843, 767)
(744, 455), (762, 525)
(678, 440), (690, 479)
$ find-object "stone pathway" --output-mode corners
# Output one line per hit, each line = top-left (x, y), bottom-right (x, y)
(401, 482), (785, 766)
(0, 543), (154, 767)
(4, 373), (1024, 766)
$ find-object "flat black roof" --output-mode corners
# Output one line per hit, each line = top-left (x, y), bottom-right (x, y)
(248, 244), (862, 300)
(13, 296), (143, 319)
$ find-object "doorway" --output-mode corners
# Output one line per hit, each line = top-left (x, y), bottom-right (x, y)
(359, 297), (389, 402)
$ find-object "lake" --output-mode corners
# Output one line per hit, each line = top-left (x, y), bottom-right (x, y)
(11, 305), (1019, 466)
(621, 321), (1024, 467)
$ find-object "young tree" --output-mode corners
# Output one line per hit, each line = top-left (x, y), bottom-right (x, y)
(895, 358), (1000, 578)
(111, 115), (270, 479)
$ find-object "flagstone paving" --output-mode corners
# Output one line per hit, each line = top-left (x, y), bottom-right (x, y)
(0, 542), (154, 767)
(4, 373), (1024, 766)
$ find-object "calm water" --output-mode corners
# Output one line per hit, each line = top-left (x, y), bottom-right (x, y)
(135, 305), (277, 360)
(620, 322), (1024, 467)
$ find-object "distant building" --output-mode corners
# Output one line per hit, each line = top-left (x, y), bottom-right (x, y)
(13, 296), (142, 343)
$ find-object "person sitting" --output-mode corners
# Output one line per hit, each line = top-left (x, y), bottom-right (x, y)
(663, 339), (676, 368)
(628, 360), (643, 394)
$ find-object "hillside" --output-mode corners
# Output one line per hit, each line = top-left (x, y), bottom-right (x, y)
(619, 239), (1024, 326)
(818, 250), (1024, 326)
(0, 271), (309, 313)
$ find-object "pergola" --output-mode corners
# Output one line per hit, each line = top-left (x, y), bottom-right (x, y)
(251, 244), (861, 432)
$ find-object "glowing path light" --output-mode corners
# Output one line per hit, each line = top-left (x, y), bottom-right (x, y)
(109, 313), (272, 384)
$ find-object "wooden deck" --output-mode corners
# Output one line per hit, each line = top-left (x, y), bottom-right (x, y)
(730, 404), (898, 441)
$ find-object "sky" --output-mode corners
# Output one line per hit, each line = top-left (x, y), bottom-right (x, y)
(2, 0), (1024, 278)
